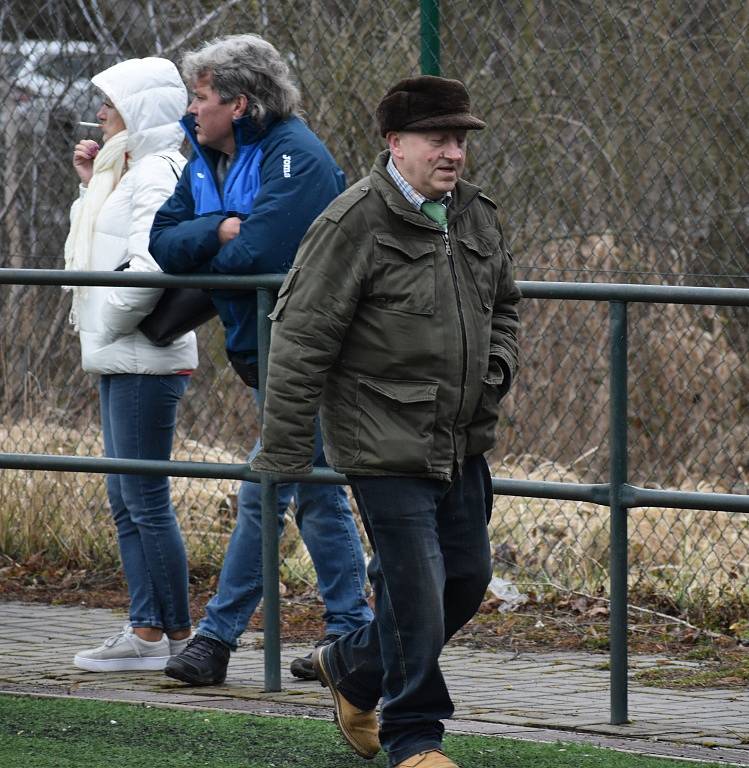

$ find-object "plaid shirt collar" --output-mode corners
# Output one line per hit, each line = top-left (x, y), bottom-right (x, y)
(386, 155), (452, 211)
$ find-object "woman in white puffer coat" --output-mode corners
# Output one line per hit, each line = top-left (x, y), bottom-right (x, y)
(64, 58), (197, 672)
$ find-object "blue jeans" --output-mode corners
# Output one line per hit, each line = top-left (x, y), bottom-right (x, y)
(198, 404), (372, 649)
(100, 373), (191, 632)
(325, 455), (493, 767)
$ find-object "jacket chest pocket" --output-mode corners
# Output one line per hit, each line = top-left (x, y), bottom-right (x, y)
(458, 227), (503, 312)
(368, 233), (436, 315)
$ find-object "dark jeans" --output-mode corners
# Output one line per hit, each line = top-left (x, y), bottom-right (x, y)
(326, 454), (493, 767)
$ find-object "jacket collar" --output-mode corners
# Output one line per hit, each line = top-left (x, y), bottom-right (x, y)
(180, 113), (278, 163)
(370, 150), (488, 229)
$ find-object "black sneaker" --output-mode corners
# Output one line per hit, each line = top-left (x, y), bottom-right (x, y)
(164, 635), (230, 686)
(289, 633), (341, 681)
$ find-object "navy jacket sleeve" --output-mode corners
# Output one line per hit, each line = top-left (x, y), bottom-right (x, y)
(149, 164), (225, 274)
(210, 139), (345, 276)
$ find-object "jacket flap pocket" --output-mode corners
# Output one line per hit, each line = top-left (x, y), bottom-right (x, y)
(268, 266), (300, 321)
(359, 376), (438, 404)
(458, 227), (502, 259)
(374, 233), (436, 261)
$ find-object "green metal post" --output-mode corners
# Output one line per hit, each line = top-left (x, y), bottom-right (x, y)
(609, 301), (629, 724)
(257, 288), (281, 692)
(261, 474), (280, 691)
(420, 0), (440, 75)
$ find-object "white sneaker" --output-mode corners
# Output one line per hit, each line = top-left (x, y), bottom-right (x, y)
(73, 624), (171, 672)
(168, 634), (193, 656)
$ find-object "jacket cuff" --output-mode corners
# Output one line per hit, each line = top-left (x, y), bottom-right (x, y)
(251, 450), (313, 475)
(490, 352), (514, 398)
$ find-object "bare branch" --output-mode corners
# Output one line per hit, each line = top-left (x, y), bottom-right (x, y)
(516, 112), (628, 211)
(536, 580), (726, 640)
(162, 0), (246, 55)
(147, 0), (163, 54)
(73, 0), (120, 53)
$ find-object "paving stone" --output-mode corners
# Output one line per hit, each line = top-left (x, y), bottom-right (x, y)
(2, 600), (749, 766)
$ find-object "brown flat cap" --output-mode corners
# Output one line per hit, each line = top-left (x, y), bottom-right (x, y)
(376, 75), (486, 137)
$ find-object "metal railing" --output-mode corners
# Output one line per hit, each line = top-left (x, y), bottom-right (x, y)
(1, 267), (748, 726)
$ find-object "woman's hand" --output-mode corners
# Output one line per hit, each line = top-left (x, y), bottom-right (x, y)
(72, 140), (100, 186)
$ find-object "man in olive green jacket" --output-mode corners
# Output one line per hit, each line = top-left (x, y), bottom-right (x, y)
(253, 76), (520, 768)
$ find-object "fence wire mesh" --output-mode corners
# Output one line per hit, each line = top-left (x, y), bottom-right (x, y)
(0, 2), (747, 618)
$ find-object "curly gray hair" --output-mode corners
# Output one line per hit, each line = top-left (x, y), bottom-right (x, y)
(181, 34), (300, 123)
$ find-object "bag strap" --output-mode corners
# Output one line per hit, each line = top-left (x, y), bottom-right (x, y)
(112, 157), (179, 274)
(157, 154), (181, 181)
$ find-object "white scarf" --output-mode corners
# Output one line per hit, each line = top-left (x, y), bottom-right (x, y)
(64, 130), (128, 328)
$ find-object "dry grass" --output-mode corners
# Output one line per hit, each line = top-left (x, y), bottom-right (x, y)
(505, 234), (748, 490)
(1, 417), (747, 633)
(487, 453), (749, 614)
(0, 419), (241, 572)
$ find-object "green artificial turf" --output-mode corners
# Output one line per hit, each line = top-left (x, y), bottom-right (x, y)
(0, 694), (726, 768)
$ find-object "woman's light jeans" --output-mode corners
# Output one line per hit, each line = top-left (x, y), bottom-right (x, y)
(100, 373), (191, 632)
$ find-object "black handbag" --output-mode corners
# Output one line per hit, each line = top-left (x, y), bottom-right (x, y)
(113, 261), (218, 347)
(229, 357), (259, 388)
(114, 154), (218, 346)
(138, 284), (217, 347)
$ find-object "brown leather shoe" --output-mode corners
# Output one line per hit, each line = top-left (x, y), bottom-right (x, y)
(395, 750), (459, 768)
(312, 645), (380, 759)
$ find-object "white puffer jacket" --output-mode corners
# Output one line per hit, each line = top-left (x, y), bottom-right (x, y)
(71, 57), (198, 374)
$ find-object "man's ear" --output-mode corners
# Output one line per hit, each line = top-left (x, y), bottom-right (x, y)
(232, 93), (249, 119)
(387, 131), (403, 159)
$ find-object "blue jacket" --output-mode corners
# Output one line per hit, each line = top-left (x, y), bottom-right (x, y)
(149, 113), (346, 363)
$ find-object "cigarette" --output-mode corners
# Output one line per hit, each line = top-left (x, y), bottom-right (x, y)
(79, 121), (101, 128)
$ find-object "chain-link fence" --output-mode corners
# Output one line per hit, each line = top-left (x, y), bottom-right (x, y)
(0, 2), (746, 620)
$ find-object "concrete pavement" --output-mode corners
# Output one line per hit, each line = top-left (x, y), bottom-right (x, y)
(1, 600), (747, 765)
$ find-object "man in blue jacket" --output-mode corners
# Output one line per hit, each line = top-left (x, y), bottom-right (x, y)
(150, 33), (372, 686)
